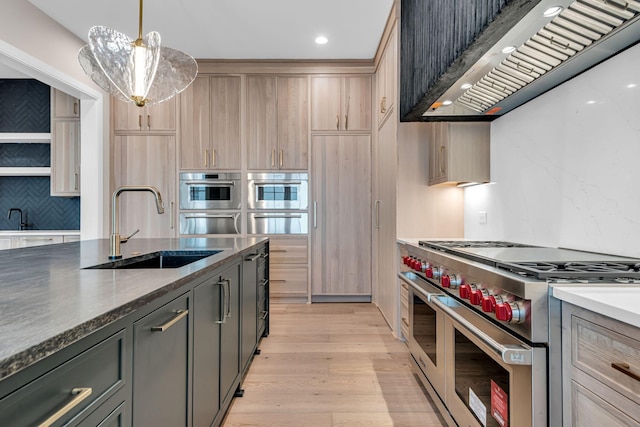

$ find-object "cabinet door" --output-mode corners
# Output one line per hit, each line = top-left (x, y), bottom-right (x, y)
(247, 76), (278, 170)
(113, 98), (176, 132)
(220, 263), (241, 405)
(180, 75), (210, 169)
(133, 294), (189, 427)
(310, 76), (342, 131)
(311, 135), (371, 297)
(193, 277), (222, 427)
(113, 135), (176, 238)
(277, 76), (308, 169)
(241, 252), (259, 374)
(13, 235), (64, 247)
(52, 88), (80, 118)
(428, 122), (448, 185)
(211, 76), (241, 169)
(51, 119), (80, 196)
(343, 76), (371, 131)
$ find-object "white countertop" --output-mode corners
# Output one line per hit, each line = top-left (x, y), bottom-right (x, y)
(0, 230), (80, 235)
(552, 286), (640, 328)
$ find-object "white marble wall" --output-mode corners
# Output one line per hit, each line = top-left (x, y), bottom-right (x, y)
(464, 42), (640, 258)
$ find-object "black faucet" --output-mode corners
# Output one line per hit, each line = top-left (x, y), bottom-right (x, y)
(7, 208), (27, 230)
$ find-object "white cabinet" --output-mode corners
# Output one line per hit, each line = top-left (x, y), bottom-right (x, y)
(562, 302), (640, 426)
(428, 122), (490, 186)
(0, 233), (79, 249)
(50, 88), (80, 196)
(13, 235), (64, 248)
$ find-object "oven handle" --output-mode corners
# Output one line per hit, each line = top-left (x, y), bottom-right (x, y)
(184, 180), (236, 186)
(251, 181), (303, 186)
(398, 272), (442, 303)
(183, 214), (237, 219)
(253, 214), (303, 219)
(430, 296), (533, 366)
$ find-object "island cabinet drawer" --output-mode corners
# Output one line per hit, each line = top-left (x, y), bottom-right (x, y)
(571, 310), (640, 405)
(0, 329), (127, 426)
(269, 236), (308, 264)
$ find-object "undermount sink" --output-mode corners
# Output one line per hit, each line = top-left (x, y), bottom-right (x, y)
(85, 250), (222, 270)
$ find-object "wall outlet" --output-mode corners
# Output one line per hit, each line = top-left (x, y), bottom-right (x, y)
(479, 211), (487, 224)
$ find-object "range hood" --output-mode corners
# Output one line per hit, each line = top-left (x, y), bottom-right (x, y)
(418, 0), (640, 120)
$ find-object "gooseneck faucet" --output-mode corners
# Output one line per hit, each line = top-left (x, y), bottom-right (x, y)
(110, 185), (165, 259)
(7, 208), (27, 230)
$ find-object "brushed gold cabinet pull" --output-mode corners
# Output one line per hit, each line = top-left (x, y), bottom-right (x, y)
(271, 149), (276, 168)
(213, 149), (217, 167)
(147, 114), (151, 129)
(74, 173), (79, 191)
(271, 249), (287, 253)
(279, 150), (283, 168)
(151, 309), (188, 332)
(138, 114), (142, 129)
(205, 149), (209, 167)
(270, 279), (287, 283)
(336, 115), (340, 130)
(380, 97), (386, 113)
(402, 318), (410, 328)
(37, 387), (92, 427)
(169, 201), (174, 230)
(439, 146), (445, 174)
(345, 115), (348, 130)
(612, 362), (640, 382)
(73, 102), (78, 116)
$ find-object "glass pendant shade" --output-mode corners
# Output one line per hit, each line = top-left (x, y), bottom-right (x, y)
(78, 3), (197, 107)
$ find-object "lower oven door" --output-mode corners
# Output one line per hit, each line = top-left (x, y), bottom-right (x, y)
(431, 296), (547, 427)
(179, 212), (240, 235)
(247, 212), (308, 235)
(398, 272), (447, 400)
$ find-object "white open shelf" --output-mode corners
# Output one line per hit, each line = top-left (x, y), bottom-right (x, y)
(0, 133), (51, 143)
(0, 167), (51, 176)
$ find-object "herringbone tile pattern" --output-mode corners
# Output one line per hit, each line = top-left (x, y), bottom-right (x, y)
(0, 79), (50, 132)
(0, 143), (50, 167)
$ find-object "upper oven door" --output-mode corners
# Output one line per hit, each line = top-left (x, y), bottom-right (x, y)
(432, 295), (547, 427)
(247, 173), (308, 210)
(179, 173), (241, 210)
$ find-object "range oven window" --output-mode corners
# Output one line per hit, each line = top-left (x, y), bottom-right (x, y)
(413, 294), (438, 366)
(189, 186), (231, 202)
(258, 185), (298, 202)
(454, 330), (510, 427)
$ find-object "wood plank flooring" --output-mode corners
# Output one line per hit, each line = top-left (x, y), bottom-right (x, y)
(223, 303), (446, 427)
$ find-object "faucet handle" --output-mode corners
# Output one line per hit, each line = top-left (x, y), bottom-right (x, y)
(121, 229), (140, 243)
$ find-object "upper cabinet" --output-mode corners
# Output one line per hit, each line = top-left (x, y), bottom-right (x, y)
(428, 122), (490, 186)
(376, 27), (397, 126)
(180, 75), (241, 170)
(113, 97), (176, 132)
(50, 88), (80, 196)
(246, 75), (308, 170)
(311, 76), (371, 132)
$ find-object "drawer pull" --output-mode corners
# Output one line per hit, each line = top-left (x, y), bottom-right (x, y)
(270, 279), (286, 283)
(259, 279), (269, 287)
(261, 310), (269, 320)
(38, 387), (92, 427)
(612, 362), (640, 382)
(402, 318), (410, 328)
(151, 310), (188, 332)
(271, 249), (288, 253)
(260, 253), (269, 259)
(245, 253), (261, 262)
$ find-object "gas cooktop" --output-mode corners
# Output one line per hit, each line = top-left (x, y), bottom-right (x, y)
(418, 240), (640, 283)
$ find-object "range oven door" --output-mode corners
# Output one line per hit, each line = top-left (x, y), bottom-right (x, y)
(431, 296), (547, 427)
(179, 212), (240, 235)
(399, 272), (446, 400)
(179, 172), (241, 210)
(247, 173), (308, 210)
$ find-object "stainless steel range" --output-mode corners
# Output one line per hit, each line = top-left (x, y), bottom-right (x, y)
(398, 240), (640, 427)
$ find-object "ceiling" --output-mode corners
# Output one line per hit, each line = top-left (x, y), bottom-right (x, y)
(27, 0), (394, 61)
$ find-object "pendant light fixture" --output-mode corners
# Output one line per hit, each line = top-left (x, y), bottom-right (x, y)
(78, 0), (197, 107)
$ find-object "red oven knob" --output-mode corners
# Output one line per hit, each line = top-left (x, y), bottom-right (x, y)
(495, 302), (513, 322)
(441, 275), (451, 288)
(425, 266), (433, 278)
(459, 284), (472, 299)
(469, 290), (485, 305)
(402, 256), (410, 266)
(482, 295), (496, 312)
(414, 259), (423, 271)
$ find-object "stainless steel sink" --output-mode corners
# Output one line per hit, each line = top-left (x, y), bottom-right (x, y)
(85, 250), (222, 269)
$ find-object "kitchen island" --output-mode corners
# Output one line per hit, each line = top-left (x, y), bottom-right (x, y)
(0, 237), (269, 427)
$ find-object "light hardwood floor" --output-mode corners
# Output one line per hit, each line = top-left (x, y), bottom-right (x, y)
(223, 303), (446, 427)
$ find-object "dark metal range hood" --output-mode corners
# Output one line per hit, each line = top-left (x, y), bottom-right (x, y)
(403, 0), (640, 121)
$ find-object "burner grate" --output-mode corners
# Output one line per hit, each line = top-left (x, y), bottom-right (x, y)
(419, 240), (534, 249)
(499, 261), (640, 281)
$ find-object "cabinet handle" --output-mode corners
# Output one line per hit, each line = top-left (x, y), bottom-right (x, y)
(225, 279), (231, 319)
(261, 310), (269, 320)
(279, 149), (283, 168)
(336, 115), (340, 130)
(151, 309), (188, 332)
(73, 102), (78, 116)
(380, 97), (386, 113)
(345, 115), (348, 130)
(147, 114), (151, 129)
(271, 149), (276, 168)
(37, 387), (93, 427)
(313, 201), (318, 228)
(402, 318), (410, 328)
(138, 115), (142, 129)
(74, 173), (79, 191)
(439, 146), (445, 174)
(204, 149), (209, 168)
(259, 279), (269, 287)
(270, 279), (286, 283)
(271, 249), (287, 253)
(260, 253), (269, 259)
(245, 253), (261, 262)
(216, 280), (227, 324)
(212, 149), (217, 168)
(612, 362), (640, 382)
(169, 201), (174, 230)
(375, 200), (380, 229)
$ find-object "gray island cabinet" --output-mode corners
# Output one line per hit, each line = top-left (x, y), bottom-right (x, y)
(0, 237), (269, 427)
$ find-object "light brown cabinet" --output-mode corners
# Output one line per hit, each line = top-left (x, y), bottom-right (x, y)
(51, 88), (80, 196)
(562, 302), (640, 426)
(113, 135), (176, 238)
(428, 121), (490, 186)
(311, 134), (371, 300)
(376, 26), (397, 125)
(268, 236), (308, 303)
(311, 76), (371, 132)
(246, 76), (308, 170)
(180, 75), (241, 170)
(113, 98), (176, 132)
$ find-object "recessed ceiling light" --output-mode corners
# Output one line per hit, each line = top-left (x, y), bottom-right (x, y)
(461, 83), (472, 90)
(543, 6), (563, 17)
(442, 100), (453, 106)
(501, 46), (516, 54)
(627, 83), (637, 88)
(315, 36), (328, 45)
(587, 100), (596, 105)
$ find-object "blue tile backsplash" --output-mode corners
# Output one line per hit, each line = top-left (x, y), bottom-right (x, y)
(0, 79), (80, 231)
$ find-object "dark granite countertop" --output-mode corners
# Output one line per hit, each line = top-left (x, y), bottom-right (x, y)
(0, 237), (268, 381)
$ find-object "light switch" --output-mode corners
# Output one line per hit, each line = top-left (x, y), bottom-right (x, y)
(479, 211), (487, 224)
